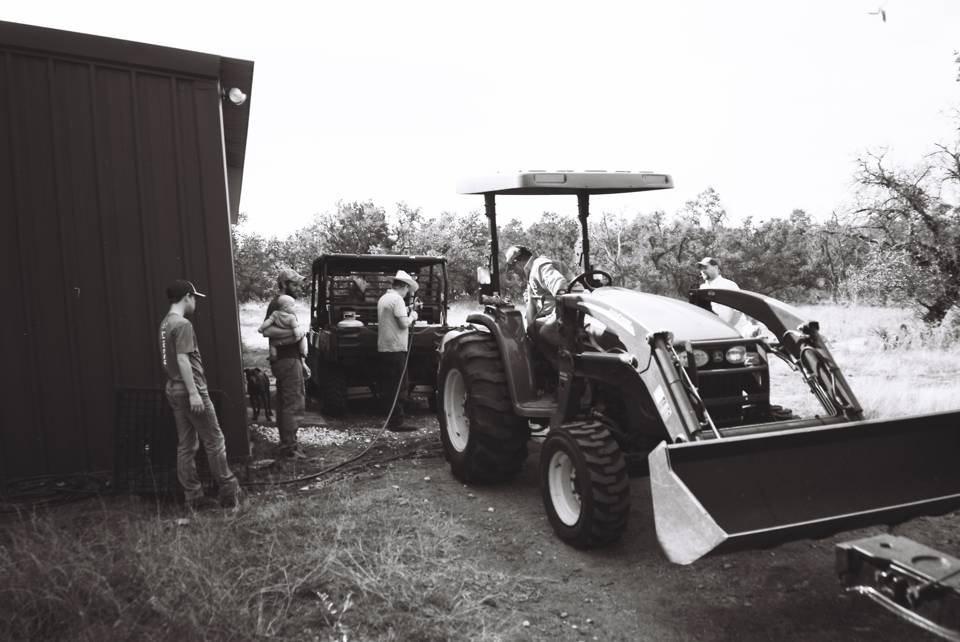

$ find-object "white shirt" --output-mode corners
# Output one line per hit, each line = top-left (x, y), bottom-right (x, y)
(700, 275), (743, 327)
(377, 289), (415, 352)
(524, 256), (569, 318)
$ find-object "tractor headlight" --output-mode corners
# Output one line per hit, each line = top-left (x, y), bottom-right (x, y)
(725, 346), (746, 365)
(679, 349), (709, 367)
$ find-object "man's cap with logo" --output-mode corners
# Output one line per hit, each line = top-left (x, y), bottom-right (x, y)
(504, 245), (531, 267)
(166, 279), (206, 301)
(697, 256), (719, 268)
(393, 270), (419, 294)
(277, 268), (306, 286)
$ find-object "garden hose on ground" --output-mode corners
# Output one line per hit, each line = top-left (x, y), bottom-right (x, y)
(0, 473), (109, 515)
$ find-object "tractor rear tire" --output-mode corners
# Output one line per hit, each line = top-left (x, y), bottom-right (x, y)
(317, 364), (348, 417)
(540, 418), (630, 549)
(437, 332), (528, 483)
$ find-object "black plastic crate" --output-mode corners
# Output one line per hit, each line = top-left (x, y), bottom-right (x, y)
(113, 387), (224, 499)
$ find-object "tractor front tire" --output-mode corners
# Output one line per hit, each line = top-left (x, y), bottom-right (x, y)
(316, 364), (348, 417)
(437, 333), (528, 483)
(540, 418), (630, 548)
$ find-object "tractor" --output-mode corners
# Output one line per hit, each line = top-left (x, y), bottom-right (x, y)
(436, 171), (960, 567)
(308, 254), (449, 415)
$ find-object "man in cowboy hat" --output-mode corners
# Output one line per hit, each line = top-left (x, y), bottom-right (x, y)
(504, 245), (569, 347)
(377, 270), (420, 430)
(259, 267), (309, 458)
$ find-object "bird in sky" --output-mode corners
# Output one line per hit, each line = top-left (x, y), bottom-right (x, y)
(868, 8), (887, 22)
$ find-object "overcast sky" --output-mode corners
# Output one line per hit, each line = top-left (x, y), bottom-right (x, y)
(6, 1), (960, 236)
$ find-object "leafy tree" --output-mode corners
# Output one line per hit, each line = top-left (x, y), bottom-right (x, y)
(317, 200), (391, 254)
(724, 210), (822, 300)
(390, 202), (423, 254)
(853, 145), (960, 322)
(231, 213), (281, 300)
(525, 212), (581, 274)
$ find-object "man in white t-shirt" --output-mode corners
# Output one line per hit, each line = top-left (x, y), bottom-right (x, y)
(377, 270), (420, 430)
(697, 256), (744, 328)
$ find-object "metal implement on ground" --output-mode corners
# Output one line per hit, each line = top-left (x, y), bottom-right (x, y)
(837, 534), (960, 641)
(434, 170), (960, 635)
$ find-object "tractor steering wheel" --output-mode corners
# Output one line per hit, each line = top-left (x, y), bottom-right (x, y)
(568, 269), (614, 291)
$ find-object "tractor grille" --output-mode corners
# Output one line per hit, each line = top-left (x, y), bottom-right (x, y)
(678, 339), (770, 425)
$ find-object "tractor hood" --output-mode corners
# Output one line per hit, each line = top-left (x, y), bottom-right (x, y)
(578, 287), (740, 343)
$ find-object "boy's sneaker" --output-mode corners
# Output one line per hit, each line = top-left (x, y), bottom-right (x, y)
(187, 496), (219, 512)
(220, 487), (245, 511)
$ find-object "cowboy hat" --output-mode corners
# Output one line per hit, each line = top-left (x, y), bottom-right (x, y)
(393, 270), (419, 293)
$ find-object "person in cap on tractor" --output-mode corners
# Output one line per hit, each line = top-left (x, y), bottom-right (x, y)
(159, 279), (242, 511)
(259, 268), (308, 459)
(504, 245), (570, 347)
(377, 270), (421, 431)
(697, 256), (744, 328)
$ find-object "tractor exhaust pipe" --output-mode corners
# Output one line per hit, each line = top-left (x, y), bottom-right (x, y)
(649, 410), (960, 564)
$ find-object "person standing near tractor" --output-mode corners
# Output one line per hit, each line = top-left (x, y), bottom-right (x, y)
(260, 268), (308, 459)
(697, 256), (744, 328)
(377, 270), (421, 431)
(159, 279), (242, 510)
(504, 245), (570, 346)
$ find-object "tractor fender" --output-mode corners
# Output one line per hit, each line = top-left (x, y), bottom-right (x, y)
(438, 324), (487, 354)
(462, 310), (540, 409)
(574, 352), (664, 438)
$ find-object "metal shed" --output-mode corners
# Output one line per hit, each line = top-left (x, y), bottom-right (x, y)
(0, 21), (253, 477)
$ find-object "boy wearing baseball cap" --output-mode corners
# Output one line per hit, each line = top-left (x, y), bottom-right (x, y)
(159, 279), (242, 510)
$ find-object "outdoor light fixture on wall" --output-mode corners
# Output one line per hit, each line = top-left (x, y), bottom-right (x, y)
(221, 87), (247, 106)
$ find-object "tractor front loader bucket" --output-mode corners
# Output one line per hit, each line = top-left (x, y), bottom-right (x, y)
(649, 410), (960, 565)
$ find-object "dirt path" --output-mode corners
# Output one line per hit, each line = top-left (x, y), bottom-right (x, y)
(249, 403), (953, 641)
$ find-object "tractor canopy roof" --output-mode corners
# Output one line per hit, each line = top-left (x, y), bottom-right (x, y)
(312, 253), (446, 275)
(457, 170), (673, 196)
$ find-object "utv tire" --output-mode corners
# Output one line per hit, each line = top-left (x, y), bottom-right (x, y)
(540, 418), (630, 548)
(317, 364), (348, 417)
(437, 333), (528, 483)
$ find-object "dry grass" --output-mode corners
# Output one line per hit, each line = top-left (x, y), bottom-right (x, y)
(768, 304), (960, 419)
(0, 484), (525, 642)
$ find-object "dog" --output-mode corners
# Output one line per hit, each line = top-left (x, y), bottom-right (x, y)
(244, 368), (272, 421)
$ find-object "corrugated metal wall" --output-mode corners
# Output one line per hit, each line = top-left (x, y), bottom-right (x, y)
(0, 26), (250, 477)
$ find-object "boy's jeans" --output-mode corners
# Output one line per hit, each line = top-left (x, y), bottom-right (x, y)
(165, 383), (240, 502)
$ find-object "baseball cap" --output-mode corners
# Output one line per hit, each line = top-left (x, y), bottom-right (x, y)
(166, 279), (206, 302)
(696, 257), (719, 268)
(504, 245), (531, 267)
(277, 268), (306, 286)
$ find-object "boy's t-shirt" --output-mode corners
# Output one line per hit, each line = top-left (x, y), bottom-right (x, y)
(159, 312), (208, 389)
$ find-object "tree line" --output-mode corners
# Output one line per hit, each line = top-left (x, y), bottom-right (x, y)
(233, 128), (960, 324)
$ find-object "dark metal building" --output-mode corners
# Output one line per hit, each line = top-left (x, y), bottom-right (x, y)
(0, 21), (254, 477)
